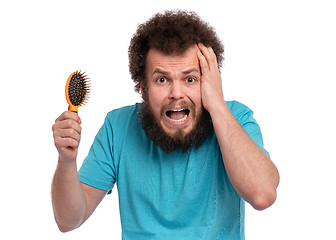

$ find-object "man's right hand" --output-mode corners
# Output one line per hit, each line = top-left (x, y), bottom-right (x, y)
(52, 111), (82, 163)
(51, 111), (107, 232)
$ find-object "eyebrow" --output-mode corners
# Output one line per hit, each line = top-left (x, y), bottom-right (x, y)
(182, 68), (199, 75)
(151, 68), (199, 76)
(152, 68), (169, 76)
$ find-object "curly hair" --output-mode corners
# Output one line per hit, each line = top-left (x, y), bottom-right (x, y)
(128, 10), (224, 93)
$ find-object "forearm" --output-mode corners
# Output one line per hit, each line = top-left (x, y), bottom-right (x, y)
(210, 102), (279, 210)
(51, 157), (87, 232)
(197, 43), (279, 209)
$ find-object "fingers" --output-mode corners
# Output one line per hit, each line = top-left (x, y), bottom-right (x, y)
(52, 111), (82, 161)
(54, 128), (81, 142)
(54, 134), (80, 149)
(53, 119), (82, 135)
(197, 43), (218, 71)
(55, 111), (81, 125)
(197, 48), (209, 74)
(53, 112), (81, 136)
(196, 43), (224, 113)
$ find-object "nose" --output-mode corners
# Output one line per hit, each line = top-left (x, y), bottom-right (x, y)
(168, 81), (185, 100)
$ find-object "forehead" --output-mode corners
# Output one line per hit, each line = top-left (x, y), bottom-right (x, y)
(146, 45), (199, 71)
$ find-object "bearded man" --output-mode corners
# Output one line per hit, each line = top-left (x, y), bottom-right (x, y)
(51, 10), (279, 240)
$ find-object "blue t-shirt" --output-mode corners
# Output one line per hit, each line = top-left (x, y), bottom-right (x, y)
(79, 101), (268, 240)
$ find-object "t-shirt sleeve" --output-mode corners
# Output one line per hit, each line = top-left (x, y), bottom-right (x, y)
(78, 114), (116, 194)
(229, 101), (270, 157)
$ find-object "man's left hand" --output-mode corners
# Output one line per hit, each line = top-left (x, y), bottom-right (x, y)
(197, 43), (225, 114)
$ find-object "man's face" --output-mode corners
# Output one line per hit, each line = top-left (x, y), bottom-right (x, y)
(143, 45), (203, 138)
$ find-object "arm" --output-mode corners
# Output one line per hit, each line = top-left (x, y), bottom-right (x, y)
(51, 111), (107, 232)
(197, 43), (279, 210)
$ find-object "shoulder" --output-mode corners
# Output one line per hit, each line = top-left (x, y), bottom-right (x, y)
(106, 103), (140, 118)
(105, 103), (141, 124)
(226, 100), (268, 153)
(225, 100), (253, 121)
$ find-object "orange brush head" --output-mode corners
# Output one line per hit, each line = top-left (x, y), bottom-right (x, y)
(65, 71), (90, 113)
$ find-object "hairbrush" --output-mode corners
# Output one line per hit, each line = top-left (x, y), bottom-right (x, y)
(65, 70), (91, 113)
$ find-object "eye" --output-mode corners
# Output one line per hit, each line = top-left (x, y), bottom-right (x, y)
(156, 77), (167, 84)
(186, 77), (196, 83)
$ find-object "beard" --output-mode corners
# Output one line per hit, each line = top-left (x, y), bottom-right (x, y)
(138, 99), (213, 153)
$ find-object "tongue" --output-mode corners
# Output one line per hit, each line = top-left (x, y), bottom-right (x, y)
(167, 110), (186, 120)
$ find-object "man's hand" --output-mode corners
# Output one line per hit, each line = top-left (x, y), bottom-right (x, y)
(197, 43), (225, 114)
(197, 43), (279, 210)
(52, 111), (82, 163)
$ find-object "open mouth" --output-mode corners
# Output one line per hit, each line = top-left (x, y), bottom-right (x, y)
(165, 109), (190, 122)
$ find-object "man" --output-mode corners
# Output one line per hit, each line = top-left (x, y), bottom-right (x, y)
(52, 10), (279, 239)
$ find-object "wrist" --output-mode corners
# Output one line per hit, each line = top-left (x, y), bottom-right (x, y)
(208, 100), (237, 131)
(206, 98), (227, 117)
(58, 155), (77, 169)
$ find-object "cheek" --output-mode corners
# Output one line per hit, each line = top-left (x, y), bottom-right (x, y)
(188, 89), (202, 109)
(148, 89), (165, 115)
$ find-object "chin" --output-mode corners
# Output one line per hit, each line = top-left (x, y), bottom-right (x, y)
(162, 124), (194, 138)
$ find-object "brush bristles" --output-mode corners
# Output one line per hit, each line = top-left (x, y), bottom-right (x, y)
(68, 70), (91, 107)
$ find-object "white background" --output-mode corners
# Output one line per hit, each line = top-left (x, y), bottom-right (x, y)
(1, 0), (335, 239)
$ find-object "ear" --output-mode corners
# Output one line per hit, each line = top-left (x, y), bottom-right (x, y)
(139, 80), (148, 101)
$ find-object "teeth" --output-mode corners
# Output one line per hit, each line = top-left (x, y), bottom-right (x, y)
(170, 109), (185, 112)
(167, 113), (188, 122)
(169, 115), (187, 122)
(165, 108), (189, 122)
